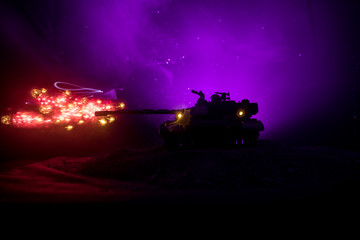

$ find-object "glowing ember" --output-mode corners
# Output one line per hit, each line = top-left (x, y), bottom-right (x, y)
(1, 115), (11, 125)
(39, 105), (53, 114)
(98, 118), (108, 126)
(1, 87), (123, 129)
(31, 89), (42, 99)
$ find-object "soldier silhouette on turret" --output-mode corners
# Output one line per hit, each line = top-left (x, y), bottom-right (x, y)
(191, 90), (206, 105)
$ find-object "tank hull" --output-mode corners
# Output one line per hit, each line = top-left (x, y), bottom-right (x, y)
(95, 90), (265, 149)
(160, 118), (264, 149)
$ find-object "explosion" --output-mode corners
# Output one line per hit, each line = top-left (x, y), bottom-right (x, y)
(1, 87), (125, 130)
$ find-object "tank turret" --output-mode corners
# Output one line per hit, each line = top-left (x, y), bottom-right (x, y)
(95, 90), (264, 149)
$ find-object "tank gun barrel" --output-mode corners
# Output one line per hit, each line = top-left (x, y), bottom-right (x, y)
(95, 109), (183, 116)
(191, 90), (200, 95)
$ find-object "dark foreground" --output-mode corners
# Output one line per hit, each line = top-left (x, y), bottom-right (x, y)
(1, 140), (360, 206)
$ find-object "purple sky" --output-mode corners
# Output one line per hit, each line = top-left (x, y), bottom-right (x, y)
(0, 0), (359, 143)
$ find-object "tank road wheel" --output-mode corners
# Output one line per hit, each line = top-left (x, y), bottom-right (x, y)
(224, 129), (242, 148)
(242, 131), (259, 147)
(234, 135), (243, 148)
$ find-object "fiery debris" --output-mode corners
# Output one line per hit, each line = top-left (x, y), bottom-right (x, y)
(1, 87), (125, 130)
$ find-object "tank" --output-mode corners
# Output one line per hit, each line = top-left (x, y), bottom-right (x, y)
(95, 90), (264, 149)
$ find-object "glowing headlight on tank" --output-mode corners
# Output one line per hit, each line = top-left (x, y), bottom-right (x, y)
(106, 114), (116, 123)
(117, 102), (125, 110)
(65, 125), (74, 131)
(98, 118), (108, 126)
(237, 109), (245, 117)
(176, 113), (183, 120)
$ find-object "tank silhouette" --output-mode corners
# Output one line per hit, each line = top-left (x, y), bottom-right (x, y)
(95, 90), (264, 149)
